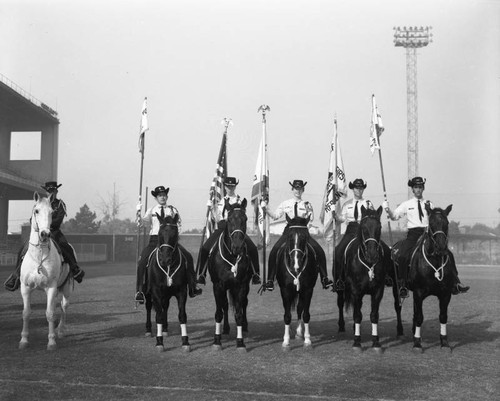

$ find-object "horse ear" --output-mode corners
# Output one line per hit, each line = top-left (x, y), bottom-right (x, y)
(225, 198), (231, 208)
(173, 214), (179, 224)
(444, 204), (453, 216)
(241, 198), (247, 209)
(286, 214), (291, 224)
(376, 205), (383, 218)
(33, 191), (40, 202)
(425, 202), (432, 214)
(360, 205), (367, 216)
(155, 212), (163, 223)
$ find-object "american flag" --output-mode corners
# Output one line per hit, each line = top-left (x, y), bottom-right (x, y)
(205, 132), (227, 239)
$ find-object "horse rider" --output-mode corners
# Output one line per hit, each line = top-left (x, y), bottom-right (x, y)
(332, 178), (375, 292)
(4, 181), (85, 292)
(135, 185), (202, 303)
(196, 176), (261, 285)
(383, 177), (470, 298)
(262, 179), (334, 291)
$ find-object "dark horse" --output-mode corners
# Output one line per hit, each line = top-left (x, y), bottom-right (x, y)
(208, 198), (252, 351)
(276, 215), (319, 350)
(337, 206), (402, 352)
(409, 204), (456, 352)
(147, 213), (192, 352)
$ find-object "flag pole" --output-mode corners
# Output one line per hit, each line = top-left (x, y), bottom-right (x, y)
(331, 118), (338, 289)
(258, 104), (270, 285)
(196, 118), (231, 277)
(372, 94), (401, 305)
(136, 97), (148, 266)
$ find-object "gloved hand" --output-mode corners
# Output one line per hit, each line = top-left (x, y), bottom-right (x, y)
(382, 200), (389, 210)
(136, 203), (142, 211)
(260, 199), (268, 209)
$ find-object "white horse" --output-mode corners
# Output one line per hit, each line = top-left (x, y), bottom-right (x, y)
(19, 192), (72, 351)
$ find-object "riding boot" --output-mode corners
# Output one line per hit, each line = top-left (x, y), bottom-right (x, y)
(135, 261), (146, 304)
(246, 237), (262, 285)
(321, 276), (334, 290)
(4, 259), (22, 292)
(452, 279), (470, 295)
(187, 264), (202, 298)
(196, 247), (209, 285)
(70, 262), (85, 283)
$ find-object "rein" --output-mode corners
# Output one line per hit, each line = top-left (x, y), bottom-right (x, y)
(155, 223), (183, 286)
(356, 216), (381, 281)
(218, 230), (243, 277)
(284, 228), (310, 291)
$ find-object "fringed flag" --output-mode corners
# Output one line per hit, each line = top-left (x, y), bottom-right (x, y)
(320, 119), (347, 241)
(205, 132), (227, 239)
(370, 94), (385, 154)
(138, 97), (148, 154)
(251, 111), (270, 245)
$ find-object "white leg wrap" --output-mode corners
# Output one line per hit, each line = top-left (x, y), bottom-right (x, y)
(237, 326), (243, 339)
(355, 323), (361, 336)
(440, 323), (447, 336)
(296, 320), (303, 337)
(157, 324), (163, 336)
(181, 324), (187, 337)
(304, 323), (311, 345)
(372, 323), (378, 336)
(415, 326), (421, 338)
(283, 325), (290, 346)
(215, 322), (221, 335)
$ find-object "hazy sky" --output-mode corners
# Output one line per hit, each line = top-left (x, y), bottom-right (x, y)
(1, 0), (499, 232)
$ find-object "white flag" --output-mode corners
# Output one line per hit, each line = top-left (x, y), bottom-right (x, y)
(370, 94), (384, 154)
(320, 119), (347, 240)
(251, 114), (270, 245)
(139, 97), (149, 153)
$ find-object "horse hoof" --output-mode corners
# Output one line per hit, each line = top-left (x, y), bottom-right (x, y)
(145, 332), (152, 337)
(372, 346), (383, 355)
(163, 331), (169, 337)
(237, 346), (247, 353)
(338, 327), (345, 333)
(212, 344), (222, 351)
(156, 345), (165, 352)
(303, 342), (313, 350)
(412, 346), (423, 354)
(182, 345), (191, 353)
(282, 344), (291, 352)
(47, 344), (57, 351)
(352, 345), (363, 353)
(223, 329), (230, 335)
(19, 342), (29, 350)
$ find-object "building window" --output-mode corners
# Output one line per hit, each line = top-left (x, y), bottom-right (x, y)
(10, 131), (42, 160)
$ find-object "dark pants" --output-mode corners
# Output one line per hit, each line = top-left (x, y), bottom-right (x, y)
(197, 227), (260, 278)
(136, 235), (198, 294)
(267, 226), (328, 282)
(394, 227), (425, 280)
(333, 222), (359, 282)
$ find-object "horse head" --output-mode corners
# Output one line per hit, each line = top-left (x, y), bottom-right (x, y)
(225, 198), (248, 256)
(285, 214), (310, 272)
(425, 203), (452, 256)
(32, 192), (54, 243)
(156, 213), (179, 267)
(358, 205), (383, 265)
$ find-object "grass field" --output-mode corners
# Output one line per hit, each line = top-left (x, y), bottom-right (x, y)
(0, 262), (498, 401)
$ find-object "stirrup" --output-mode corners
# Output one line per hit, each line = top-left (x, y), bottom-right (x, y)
(135, 291), (145, 304)
(252, 274), (262, 285)
(399, 287), (409, 299)
(197, 275), (206, 285)
(322, 277), (334, 290)
(73, 269), (85, 283)
(189, 287), (202, 298)
(452, 283), (470, 295)
(264, 280), (274, 291)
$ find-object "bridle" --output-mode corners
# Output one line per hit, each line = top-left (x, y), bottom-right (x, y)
(357, 215), (382, 281)
(284, 225), (310, 290)
(420, 212), (450, 281)
(155, 223), (182, 286)
(219, 207), (247, 277)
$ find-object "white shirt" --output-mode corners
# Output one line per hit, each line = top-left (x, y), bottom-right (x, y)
(392, 197), (431, 229)
(271, 198), (314, 221)
(142, 204), (181, 235)
(338, 198), (373, 224)
(216, 194), (241, 221)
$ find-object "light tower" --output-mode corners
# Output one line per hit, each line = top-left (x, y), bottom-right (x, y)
(393, 26), (432, 189)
